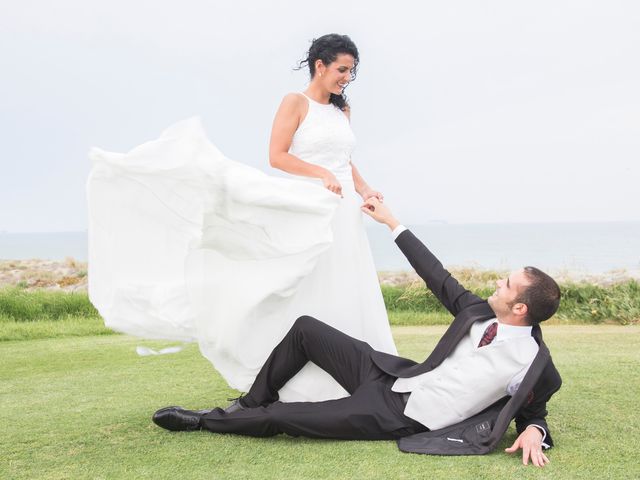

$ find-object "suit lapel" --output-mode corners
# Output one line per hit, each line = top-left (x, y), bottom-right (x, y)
(419, 312), (483, 372)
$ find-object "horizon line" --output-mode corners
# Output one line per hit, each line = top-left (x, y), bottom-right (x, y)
(3, 219), (640, 235)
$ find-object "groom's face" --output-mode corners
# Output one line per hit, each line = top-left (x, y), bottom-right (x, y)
(488, 269), (531, 319)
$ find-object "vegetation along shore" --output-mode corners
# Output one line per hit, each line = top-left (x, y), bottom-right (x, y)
(0, 258), (637, 343)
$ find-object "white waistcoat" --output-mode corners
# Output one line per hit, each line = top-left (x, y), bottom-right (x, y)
(393, 320), (538, 430)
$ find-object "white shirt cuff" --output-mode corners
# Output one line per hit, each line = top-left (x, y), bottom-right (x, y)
(528, 424), (549, 449)
(392, 225), (407, 239)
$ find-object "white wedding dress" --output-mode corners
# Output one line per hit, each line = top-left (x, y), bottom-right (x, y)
(87, 94), (396, 401)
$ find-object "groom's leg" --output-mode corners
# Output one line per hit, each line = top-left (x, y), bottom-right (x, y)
(242, 315), (379, 408)
(202, 378), (426, 440)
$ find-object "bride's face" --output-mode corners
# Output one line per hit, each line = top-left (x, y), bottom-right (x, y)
(315, 54), (355, 96)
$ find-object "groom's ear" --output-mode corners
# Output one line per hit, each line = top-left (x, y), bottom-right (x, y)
(511, 302), (528, 318)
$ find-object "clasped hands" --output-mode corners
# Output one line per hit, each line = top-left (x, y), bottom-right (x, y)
(360, 197), (399, 230)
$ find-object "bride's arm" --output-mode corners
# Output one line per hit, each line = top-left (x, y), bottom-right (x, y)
(269, 94), (342, 195)
(351, 162), (383, 202)
(344, 107), (383, 202)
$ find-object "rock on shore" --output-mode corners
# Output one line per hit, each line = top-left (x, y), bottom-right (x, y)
(0, 259), (88, 292)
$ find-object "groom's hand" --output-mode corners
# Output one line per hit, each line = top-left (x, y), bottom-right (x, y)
(505, 426), (549, 467)
(361, 198), (400, 230)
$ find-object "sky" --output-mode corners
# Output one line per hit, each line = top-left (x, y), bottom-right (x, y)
(1, 0), (638, 232)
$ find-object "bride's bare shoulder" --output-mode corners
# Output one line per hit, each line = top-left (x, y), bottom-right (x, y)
(274, 93), (308, 122)
(280, 92), (307, 107)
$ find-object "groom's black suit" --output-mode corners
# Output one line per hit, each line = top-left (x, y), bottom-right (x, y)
(200, 230), (562, 455)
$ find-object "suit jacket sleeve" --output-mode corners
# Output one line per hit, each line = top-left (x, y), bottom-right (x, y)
(514, 360), (562, 448)
(395, 230), (485, 316)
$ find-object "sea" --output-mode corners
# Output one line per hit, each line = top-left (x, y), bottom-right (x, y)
(1, 222), (639, 275)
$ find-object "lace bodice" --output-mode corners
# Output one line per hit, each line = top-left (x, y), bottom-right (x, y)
(289, 93), (356, 182)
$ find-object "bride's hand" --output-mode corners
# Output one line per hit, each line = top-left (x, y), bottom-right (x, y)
(360, 187), (384, 202)
(321, 171), (343, 196)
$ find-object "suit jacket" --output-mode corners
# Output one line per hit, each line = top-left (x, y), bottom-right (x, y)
(371, 230), (562, 455)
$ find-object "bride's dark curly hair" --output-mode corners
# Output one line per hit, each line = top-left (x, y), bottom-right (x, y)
(296, 34), (359, 111)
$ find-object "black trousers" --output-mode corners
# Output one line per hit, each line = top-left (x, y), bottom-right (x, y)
(200, 316), (427, 440)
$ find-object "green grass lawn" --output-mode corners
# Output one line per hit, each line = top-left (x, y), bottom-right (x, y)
(2, 324), (639, 479)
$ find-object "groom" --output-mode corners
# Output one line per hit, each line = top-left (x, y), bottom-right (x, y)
(153, 198), (562, 467)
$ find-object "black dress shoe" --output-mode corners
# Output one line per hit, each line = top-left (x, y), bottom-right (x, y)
(152, 406), (202, 431)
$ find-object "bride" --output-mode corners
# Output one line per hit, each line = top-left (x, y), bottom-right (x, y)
(87, 33), (396, 402)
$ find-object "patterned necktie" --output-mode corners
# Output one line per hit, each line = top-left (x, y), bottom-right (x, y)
(478, 322), (498, 347)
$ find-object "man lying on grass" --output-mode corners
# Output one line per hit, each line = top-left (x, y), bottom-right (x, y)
(153, 198), (562, 467)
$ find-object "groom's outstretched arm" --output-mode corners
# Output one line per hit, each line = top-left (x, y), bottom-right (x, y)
(361, 198), (484, 316)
